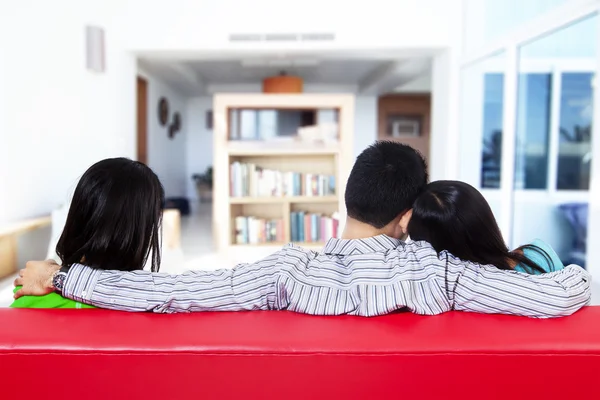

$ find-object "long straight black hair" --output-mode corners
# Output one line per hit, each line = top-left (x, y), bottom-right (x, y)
(56, 158), (164, 272)
(408, 180), (549, 274)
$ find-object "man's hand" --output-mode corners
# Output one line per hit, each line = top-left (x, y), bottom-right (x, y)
(13, 260), (61, 299)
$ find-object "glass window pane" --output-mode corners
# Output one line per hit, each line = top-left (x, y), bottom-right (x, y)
(481, 73), (504, 188)
(459, 52), (506, 191)
(557, 72), (593, 190)
(514, 73), (552, 189)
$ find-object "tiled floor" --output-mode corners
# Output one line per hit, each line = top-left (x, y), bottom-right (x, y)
(2, 202), (599, 307)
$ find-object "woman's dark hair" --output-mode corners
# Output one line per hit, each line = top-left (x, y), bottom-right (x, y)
(56, 158), (165, 272)
(345, 141), (428, 229)
(408, 180), (548, 274)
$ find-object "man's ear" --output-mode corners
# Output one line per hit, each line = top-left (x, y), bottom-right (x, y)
(398, 209), (413, 235)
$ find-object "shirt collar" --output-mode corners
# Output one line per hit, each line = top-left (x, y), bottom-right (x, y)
(322, 235), (403, 255)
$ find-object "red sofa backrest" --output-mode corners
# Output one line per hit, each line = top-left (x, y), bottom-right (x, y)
(2, 307), (600, 399)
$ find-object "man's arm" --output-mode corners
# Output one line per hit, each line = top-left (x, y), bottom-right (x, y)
(16, 250), (284, 313)
(440, 250), (591, 318)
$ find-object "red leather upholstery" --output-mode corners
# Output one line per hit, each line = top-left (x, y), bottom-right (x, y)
(2, 307), (600, 399)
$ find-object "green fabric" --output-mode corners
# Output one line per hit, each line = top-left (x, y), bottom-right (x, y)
(10, 286), (95, 309)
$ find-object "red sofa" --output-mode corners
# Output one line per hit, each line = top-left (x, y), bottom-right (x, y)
(2, 307), (600, 399)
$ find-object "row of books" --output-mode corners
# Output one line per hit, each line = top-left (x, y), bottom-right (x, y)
(230, 162), (335, 197)
(234, 216), (285, 244)
(290, 212), (339, 243)
(233, 212), (340, 244)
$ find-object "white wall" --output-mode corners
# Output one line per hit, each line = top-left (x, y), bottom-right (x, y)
(0, 0), (462, 224)
(138, 68), (189, 197)
(0, 1), (136, 225)
(353, 97), (378, 158)
(430, 48), (462, 182)
(125, 0), (462, 52)
(185, 97), (213, 200)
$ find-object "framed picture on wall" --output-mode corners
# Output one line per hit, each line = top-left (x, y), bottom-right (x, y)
(386, 114), (422, 137)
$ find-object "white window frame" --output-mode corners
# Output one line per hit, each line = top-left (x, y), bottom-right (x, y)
(476, 61), (595, 198)
(460, 0), (600, 272)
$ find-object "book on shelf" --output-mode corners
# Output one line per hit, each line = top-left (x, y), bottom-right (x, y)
(290, 211), (339, 243)
(230, 162), (335, 197)
(234, 216), (284, 245)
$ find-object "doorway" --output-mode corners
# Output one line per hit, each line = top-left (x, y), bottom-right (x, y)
(377, 94), (431, 163)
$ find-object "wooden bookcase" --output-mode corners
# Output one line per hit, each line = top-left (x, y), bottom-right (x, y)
(212, 94), (354, 252)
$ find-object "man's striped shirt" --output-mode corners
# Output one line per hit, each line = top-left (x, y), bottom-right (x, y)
(63, 235), (591, 318)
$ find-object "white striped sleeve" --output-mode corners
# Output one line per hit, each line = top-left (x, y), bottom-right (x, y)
(443, 251), (591, 318)
(62, 250), (284, 313)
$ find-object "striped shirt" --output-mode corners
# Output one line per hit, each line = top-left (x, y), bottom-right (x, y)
(63, 235), (591, 318)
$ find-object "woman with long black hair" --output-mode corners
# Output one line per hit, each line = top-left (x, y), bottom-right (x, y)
(408, 180), (563, 274)
(11, 158), (164, 308)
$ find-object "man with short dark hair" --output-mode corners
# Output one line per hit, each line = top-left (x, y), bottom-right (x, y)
(15, 141), (590, 317)
(343, 138), (427, 238)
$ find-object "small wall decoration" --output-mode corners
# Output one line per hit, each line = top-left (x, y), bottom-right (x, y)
(386, 114), (422, 137)
(167, 111), (182, 140)
(168, 124), (177, 139)
(158, 97), (169, 126)
(206, 110), (213, 130)
(172, 112), (181, 132)
(85, 25), (105, 73)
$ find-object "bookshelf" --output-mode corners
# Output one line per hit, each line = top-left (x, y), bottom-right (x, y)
(213, 94), (354, 252)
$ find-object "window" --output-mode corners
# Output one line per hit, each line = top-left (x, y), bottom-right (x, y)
(462, 1), (598, 271)
(509, 14), (597, 267)
(460, 52), (506, 189)
(514, 73), (552, 189)
(481, 73), (504, 188)
(557, 72), (594, 190)
(480, 70), (594, 192)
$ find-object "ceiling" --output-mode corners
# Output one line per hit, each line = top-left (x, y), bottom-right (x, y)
(138, 52), (433, 96)
(185, 59), (381, 85)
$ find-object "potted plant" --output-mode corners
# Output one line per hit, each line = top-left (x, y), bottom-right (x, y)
(192, 166), (213, 203)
